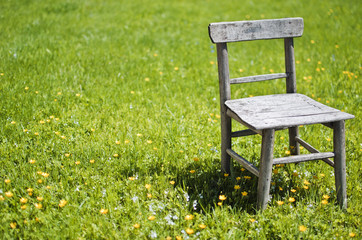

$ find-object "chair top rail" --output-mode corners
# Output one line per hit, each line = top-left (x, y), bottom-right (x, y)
(209, 18), (304, 43)
(230, 73), (287, 84)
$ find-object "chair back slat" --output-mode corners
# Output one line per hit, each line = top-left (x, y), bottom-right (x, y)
(209, 18), (303, 43)
(230, 73), (287, 84)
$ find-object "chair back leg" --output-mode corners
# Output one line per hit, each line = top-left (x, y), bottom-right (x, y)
(288, 126), (300, 155)
(257, 129), (275, 210)
(333, 120), (347, 209)
(221, 115), (232, 173)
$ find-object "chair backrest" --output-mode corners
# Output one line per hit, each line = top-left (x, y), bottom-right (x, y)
(208, 18), (304, 103)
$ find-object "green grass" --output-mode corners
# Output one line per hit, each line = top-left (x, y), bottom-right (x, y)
(1, 0), (361, 239)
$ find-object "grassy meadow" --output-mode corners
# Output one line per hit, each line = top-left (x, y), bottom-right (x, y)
(1, 0), (361, 239)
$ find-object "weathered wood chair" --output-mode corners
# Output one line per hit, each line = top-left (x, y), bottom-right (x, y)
(208, 18), (354, 210)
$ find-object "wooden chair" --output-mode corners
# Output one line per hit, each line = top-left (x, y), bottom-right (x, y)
(208, 18), (354, 210)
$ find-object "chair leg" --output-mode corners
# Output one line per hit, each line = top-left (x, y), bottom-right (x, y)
(333, 120), (347, 209)
(257, 129), (275, 210)
(288, 126), (300, 155)
(221, 114), (232, 173)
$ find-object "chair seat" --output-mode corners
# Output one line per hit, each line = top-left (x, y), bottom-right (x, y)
(225, 93), (354, 130)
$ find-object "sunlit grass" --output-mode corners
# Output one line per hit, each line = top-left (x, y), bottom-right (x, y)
(0, 0), (361, 239)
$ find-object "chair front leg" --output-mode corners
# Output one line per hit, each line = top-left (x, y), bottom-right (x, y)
(333, 120), (347, 209)
(257, 129), (275, 210)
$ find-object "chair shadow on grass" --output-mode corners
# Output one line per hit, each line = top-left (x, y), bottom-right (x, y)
(173, 157), (321, 214)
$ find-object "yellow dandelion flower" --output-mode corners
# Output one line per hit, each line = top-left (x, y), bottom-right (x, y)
(37, 196), (44, 201)
(39, 120), (45, 124)
(20, 197), (28, 204)
(57, 92), (62, 95)
(115, 140), (121, 145)
(4, 179), (10, 184)
(241, 191), (248, 196)
(89, 159), (95, 164)
(65, 153), (70, 157)
(279, 187), (283, 191)
(27, 188), (33, 193)
(310, 40), (315, 44)
(0, 195), (4, 201)
(147, 193), (152, 198)
(170, 180), (175, 185)
(249, 218), (256, 223)
(244, 176), (251, 180)
(349, 232), (356, 237)
(55, 131), (60, 135)
(37, 179), (43, 184)
(136, 133), (142, 137)
(100, 208), (108, 214)
(240, 168), (245, 172)
(307, 58), (311, 62)
(224, 173), (229, 177)
(21, 205), (27, 210)
(234, 185), (241, 190)
(34, 132), (39, 136)
(60, 135), (66, 139)
(148, 215), (156, 221)
(41, 172), (49, 178)
(215, 114), (221, 119)
(185, 228), (194, 235)
(236, 177), (241, 180)
(144, 77), (150, 82)
(124, 139), (130, 144)
(128, 176), (135, 181)
(322, 194), (330, 199)
(217, 202), (222, 206)
(321, 200), (328, 205)
(179, 150), (184, 153)
(189, 170), (195, 174)
(303, 180), (310, 185)
(219, 195), (227, 201)
(34, 203), (42, 209)
(10, 222), (17, 229)
(5, 192), (13, 198)
(113, 154), (119, 157)
(273, 169), (279, 174)
(277, 201), (284, 205)
(285, 150), (291, 155)
(130, 91), (135, 94)
(210, 61), (215, 65)
(75, 161), (80, 165)
(299, 225), (307, 232)
(185, 214), (194, 220)
(335, 45), (339, 48)
(303, 185), (309, 189)
(59, 200), (68, 207)
(46, 186), (51, 189)
(23, 129), (28, 132)
(291, 189), (297, 193)
(199, 223), (207, 229)
(76, 93), (81, 97)
(288, 197), (295, 202)
(91, 128), (95, 132)
(145, 184), (151, 190)
(176, 236), (182, 240)
(133, 223), (140, 229)
(146, 140), (152, 144)
(174, 67), (179, 71)
(296, 60), (300, 64)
